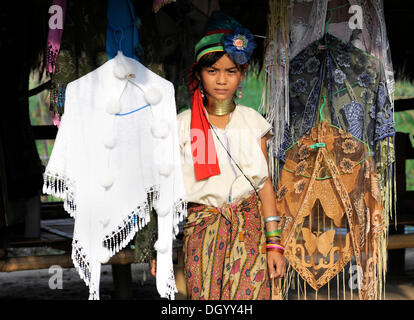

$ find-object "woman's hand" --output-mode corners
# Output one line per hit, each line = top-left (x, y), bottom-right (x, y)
(267, 250), (286, 279)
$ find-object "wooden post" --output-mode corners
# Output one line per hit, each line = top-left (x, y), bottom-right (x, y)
(0, 254), (73, 272)
(0, 249), (136, 272)
(388, 224), (406, 274)
(111, 264), (133, 300)
(387, 233), (414, 250)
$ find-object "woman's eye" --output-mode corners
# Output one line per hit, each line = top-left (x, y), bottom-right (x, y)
(207, 69), (216, 73)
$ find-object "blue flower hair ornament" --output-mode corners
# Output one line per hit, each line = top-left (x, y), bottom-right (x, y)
(222, 27), (256, 65)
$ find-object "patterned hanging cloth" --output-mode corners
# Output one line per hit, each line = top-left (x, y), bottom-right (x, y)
(274, 33), (395, 300)
(263, 0), (395, 187)
(46, 0), (67, 127)
(46, 0), (67, 75)
(48, 0), (108, 117)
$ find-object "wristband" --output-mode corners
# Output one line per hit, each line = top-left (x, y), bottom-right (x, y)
(266, 238), (281, 244)
(265, 229), (281, 237)
(264, 216), (281, 223)
(266, 243), (285, 251)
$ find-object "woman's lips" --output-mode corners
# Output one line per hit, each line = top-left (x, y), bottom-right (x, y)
(214, 89), (229, 94)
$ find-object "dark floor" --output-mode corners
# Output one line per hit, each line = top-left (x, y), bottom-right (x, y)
(0, 249), (413, 300)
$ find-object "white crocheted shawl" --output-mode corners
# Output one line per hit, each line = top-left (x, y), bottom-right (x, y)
(43, 52), (187, 300)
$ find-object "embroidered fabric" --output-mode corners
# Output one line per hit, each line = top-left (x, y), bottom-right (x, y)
(261, 0), (328, 183)
(276, 122), (386, 299)
(280, 33), (395, 165)
(263, 0), (395, 184)
(273, 31), (395, 300)
(183, 191), (270, 300)
(350, 0), (395, 97)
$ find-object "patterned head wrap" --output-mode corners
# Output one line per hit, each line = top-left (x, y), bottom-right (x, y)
(194, 11), (256, 65)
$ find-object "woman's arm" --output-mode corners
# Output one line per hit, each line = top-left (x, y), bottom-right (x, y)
(258, 136), (286, 279)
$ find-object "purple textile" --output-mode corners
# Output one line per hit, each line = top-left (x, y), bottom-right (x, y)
(46, 0), (67, 74)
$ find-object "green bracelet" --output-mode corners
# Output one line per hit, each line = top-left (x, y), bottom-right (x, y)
(265, 229), (281, 237)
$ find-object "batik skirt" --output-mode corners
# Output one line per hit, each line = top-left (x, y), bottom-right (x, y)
(183, 191), (271, 300)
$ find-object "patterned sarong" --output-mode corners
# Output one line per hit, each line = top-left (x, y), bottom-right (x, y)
(183, 192), (271, 300)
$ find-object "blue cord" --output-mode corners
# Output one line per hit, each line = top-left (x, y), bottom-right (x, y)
(115, 103), (150, 116)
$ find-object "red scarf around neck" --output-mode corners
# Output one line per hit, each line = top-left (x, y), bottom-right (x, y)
(190, 87), (221, 180)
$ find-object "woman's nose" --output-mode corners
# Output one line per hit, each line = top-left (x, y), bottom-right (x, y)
(216, 72), (226, 84)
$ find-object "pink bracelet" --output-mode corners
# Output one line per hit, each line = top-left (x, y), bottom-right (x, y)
(266, 244), (285, 251)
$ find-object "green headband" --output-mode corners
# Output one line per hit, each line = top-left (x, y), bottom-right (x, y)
(194, 32), (226, 62)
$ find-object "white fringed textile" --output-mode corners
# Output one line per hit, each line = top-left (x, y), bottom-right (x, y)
(43, 52), (187, 300)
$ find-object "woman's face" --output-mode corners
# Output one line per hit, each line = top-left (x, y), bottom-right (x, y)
(199, 54), (244, 102)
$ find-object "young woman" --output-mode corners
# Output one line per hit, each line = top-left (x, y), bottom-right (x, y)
(174, 12), (286, 300)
